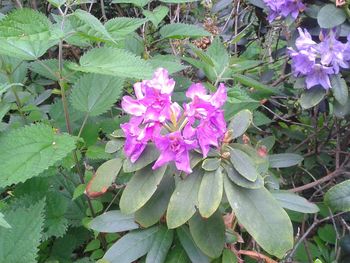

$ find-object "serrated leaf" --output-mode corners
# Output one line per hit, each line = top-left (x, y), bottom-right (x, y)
(229, 148), (259, 182)
(106, 17), (146, 40)
(325, 180), (350, 212)
(89, 210), (139, 233)
(0, 200), (45, 263)
(48, 0), (66, 7)
(176, 226), (210, 263)
(73, 184), (86, 200)
(198, 169), (223, 218)
(70, 73), (124, 116)
(299, 87), (326, 109)
(189, 211), (225, 258)
(86, 158), (123, 198)
(112, 0), (150, 7)
(149, 55), (187, 74)
(104, 227), (158, 263)
(228, 109), (253, 138)
(272, 191), (319, 213)
(224, 178), (293, 258)
(268, 153), (303, 168)
(71, 47), (153, 79)
(160, 23), (210, 39)
(166, 168), (202, 229)
(120, 164), (167, 214)
(317, 4), (346, 29)
(146, 226), (174, 263)
(143, 6), (169, 28)
(330, 74), (348, 106)
(0, 124), (76, 188)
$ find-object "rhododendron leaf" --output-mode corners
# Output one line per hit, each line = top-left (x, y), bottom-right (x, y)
(299, 87), (326, 109)
(224, 177), (293, 258)
(223, 163), (264, 189)
(325, 180), (350, 212)
(272, 191), (319, 213)
(268, 153), (303, 168)
(85, 158), (123, 198)
(198, 168), (223, 218)
(135, 169), (175, 227)
(330, 74), (349, 106)
(123, 144), (159, 173)
(228, 109), (253, 139)
(317, 4), (346, 29)
(89, 210), (139, 233)
(103, 227), (158, 263)
(189, 211), (225, 258)
(120, 164), (167, 214)
(229, 148), (259, 182)
(0, 124), (76, 188)
(232, 74), (277, 95)
(201, 157), (221, 171)
(176, 226), (210, 263)
(167, 169), (202, 229)
(146, 226), (174, 263)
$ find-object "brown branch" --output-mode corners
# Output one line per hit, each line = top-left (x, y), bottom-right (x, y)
(238, 250), (278, 263)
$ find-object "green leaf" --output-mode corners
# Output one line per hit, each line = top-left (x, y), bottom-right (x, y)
(166, 169), (203, 229)
(223, 163), (264, 189)
(165, 245), (191, 263)
(268, 153), (303, 168)
(272, 191), (319, 213)
(222, 248), (238, 263)
(317, 224), (336, 244)
(143, 6), (169, 28)
(160, 0), (199, 3)
(160, 23), (210, 39)
(70, 73), (124, 116)
(123, 144), (159, 172)
(135, 169), (175, 227)
(86, 158), (123, 198)
(71, 47), (153, 79)
(104, 227), (158, 263)
(146, 226), (174, 263)
(189, 211), (225, 258)
(228, 109), (253, 138)
(206, 37), (230, 75)
(330, 74), (348, 106)
(317, 4), (346, 29)
(198, 169), (223, 218)
(120, 164), (167, 214)
(105, 17), (146, 40)
(0, 124), (76, 188)
(224, 178), (293, 258)
(201, 158), (221, 171)
(73, 184), (86, 200)
(325, 179), (350, 212)
(229, 148), (259, 182)
(149, 55), (187, 74)
(112, 0), (150, 7)
(89, 210), (139, 233)
(176, 226), (210, 263)
(0, 200), (45, 263)
(299, 87), (326, 109)
(0, 212), (10, 228)
(232, 74), (277, 95)
(48, 0), (66, 7)
(84, 239), (101, 252)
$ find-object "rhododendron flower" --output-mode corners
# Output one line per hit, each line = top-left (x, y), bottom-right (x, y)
(289, 28), (350, 90)
(121, 68), (227, 173)
(263, 0), (305, 22)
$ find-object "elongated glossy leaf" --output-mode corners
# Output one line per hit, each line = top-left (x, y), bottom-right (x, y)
(86, 158), (123, 198)
(299, 87), (325, 109)
(331, 74), (348, 106)
(71, 47), (154, 79)
(146, 226), (174, 263)
(228, 109), (253, 138)
(189, 211), (225, 258)
(135, 169), (175, 227)
(317, 4), (346, 29)
(232, 74), (277, 95)
(223, 163), (264, 189)
(104, 227), (158, 263)
(268, 153), (303, 168)
(176, 226), (210, 263)
(272, 191), (319, 213)
(167, 169), (202, 229)
(165, 245), (191, 263)
(201, 158), (221, 171)
(123, 144), (159, 172)
(325, 180), (350, 212)
(160, 23), (210, 39)
(229, 148), (259, 182)
(198, 169), (223, 218)
(89, 210), (139, 233)
(224, 177), (293, 258)
(70, 73), (124, 116)
(0, 124), (76, 187)
(120, 164), (167, 214)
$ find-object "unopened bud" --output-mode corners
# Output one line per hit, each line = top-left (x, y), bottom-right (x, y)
(242, 134), (250, 144)
(221, 152), (230, 159)
(257, 145), (268, 157)
(223, 130), (233, 143)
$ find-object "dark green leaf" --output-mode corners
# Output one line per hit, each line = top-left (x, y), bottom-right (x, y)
(229, 148), (259, 182)
(268, 153), (303, 168)
(223, 163), (264, 189)
(272, 191), (319, 213)
(232, 74), (277, 95)
(299, 87), (326, 109)
(123, 144), (159, 173)
(330, 74), (348, 106)
(201, 158), (221, 171)
(325, 179), (350, 212)
(228, 109), (253, 138)
(146, 226), (174, 263)
(317, 4), (346, 29)
(160, 23), (210, 39)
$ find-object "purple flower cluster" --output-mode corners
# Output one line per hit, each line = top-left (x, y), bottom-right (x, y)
(289, 28), (350, 89)
(263, 0), (305, 22)
(121, 68), (227, 174)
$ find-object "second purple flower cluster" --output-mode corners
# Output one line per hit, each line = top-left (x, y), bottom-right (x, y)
(263, 0), (305, 22)
(289, 28), (350, 90)
(121, 68), (227, 174)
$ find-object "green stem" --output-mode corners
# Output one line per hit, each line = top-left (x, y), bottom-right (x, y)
(77, 114), (89, 138)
